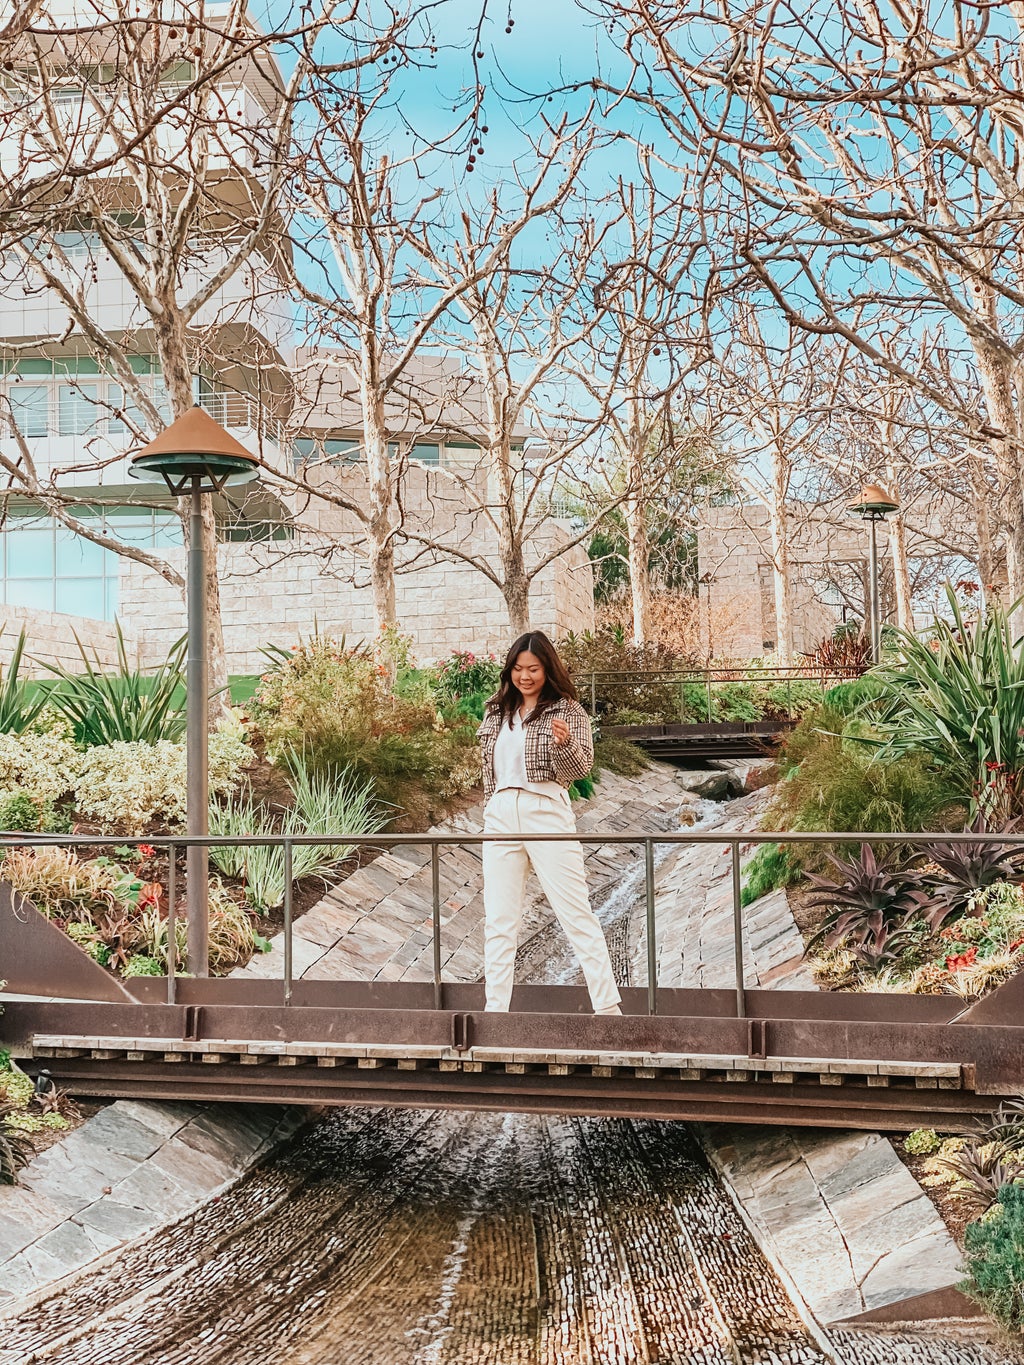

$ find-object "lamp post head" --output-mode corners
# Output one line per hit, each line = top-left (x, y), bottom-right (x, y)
(128, 405), (259, 495)
(847, 483), (900, 519)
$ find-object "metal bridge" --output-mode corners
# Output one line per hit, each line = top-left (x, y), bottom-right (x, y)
(584, 666), (859, 760)
(2, 827), (1022, 1132)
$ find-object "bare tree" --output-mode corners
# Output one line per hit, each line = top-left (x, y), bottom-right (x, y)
(593, 0), (1022, 598)
(0, 1), (419, 704)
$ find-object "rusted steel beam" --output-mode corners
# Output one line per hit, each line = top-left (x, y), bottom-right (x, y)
(12, 1056), (992, 1132)
(3, 999), (1023, 1093)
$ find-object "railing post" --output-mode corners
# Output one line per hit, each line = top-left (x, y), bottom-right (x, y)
(706, 673), (713, 722)
(678, 678), (684, 723)
(731, 841), (746, 1018)
(283, 839), (293, 1006)
(590, 672), (597, 717)
(431, 842), (443, 1011)
(646, 838), (657, 1015)
(166, 843), (177, 1006)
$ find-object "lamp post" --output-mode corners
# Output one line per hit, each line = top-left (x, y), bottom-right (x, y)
(846, 483), (901, 666)
(129, 406), (258, 975)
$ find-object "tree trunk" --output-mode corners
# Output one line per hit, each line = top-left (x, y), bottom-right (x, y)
(972, 342), (1024, 603)
(970, 453), (998, 600)
(766, 443), (794, 662)
(624, 484), (653, 646)
(360, 371), (397, 639)
(884, 463), (914, 633)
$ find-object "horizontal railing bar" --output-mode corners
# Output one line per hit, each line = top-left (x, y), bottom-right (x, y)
(581, 668), (861, 681)
(0, 830), (1021, 849)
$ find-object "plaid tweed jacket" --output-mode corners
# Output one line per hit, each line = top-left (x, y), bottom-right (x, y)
(477, 697), (594, 803)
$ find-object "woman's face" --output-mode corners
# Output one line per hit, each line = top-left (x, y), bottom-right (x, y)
(512, 650), (546, 702)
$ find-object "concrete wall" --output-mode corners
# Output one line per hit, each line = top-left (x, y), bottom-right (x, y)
(0, 605), (123, 676)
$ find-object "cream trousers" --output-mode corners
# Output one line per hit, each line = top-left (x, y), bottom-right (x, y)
(482, 787), (621, 1013)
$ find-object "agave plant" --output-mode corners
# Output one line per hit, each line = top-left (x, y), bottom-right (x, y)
(0, 1102), (33, 1185)
(805, 843), (929, 959)
(937, 1140), (1024, 1217)
(44, 622), (187, 745)
(920, 815), (1024, 930)
(0, 626), (49, 734)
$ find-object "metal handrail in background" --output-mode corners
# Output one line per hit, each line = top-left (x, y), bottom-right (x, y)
(579, 666), (865, 722)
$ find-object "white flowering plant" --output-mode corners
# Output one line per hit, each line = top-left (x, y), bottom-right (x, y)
(73, 726), (253, 834)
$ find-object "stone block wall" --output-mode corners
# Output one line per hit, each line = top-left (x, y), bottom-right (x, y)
(120, 527), (595, 672)
(697, 504), (878, 659)
(0, 605), (123, 676)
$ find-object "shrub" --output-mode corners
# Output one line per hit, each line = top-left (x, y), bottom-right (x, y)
(210, 757), (387, 911)
(73, 726), (252, 834)
(822, 676), (885, 716)
(804, 622), (872, 673)
(251, 633), (479, 814)
(904, 1128), (942, 1156)
(45, 623), (187, 745)
(592, 735), (650, 779)
(0, 792), (44, 833)
(123, 954), (164, 977)
(432, 650), (501, 701)
(559, 626), (690, 719)
(0, 729), (79, 805)
(741, 843), (799, 906)
(960, 1181), (1024, 1332)
(768, 733), (963, 843)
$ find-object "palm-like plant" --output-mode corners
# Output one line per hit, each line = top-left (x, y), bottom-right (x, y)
(0, 1102), (33, 1185)
(0, 626), (49, 734)
(44, 622), (186, 745)
(873, 587), (1024, 817)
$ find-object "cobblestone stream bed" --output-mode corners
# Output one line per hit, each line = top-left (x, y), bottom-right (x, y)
(0, 1107), (1015, 1365)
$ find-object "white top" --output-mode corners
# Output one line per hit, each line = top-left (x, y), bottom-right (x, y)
(492, 709), (564, 800)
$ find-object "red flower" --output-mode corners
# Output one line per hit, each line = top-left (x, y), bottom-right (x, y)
(945, 945), (979, 972)
(138, 881), (163, 911)
(137, 844), (156, 859)
(1009, 937), (1024, 954)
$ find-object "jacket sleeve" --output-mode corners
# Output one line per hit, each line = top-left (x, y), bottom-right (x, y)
(551, 701), (594, 785)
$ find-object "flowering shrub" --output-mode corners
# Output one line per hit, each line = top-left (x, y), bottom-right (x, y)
(432, 650), (501, 700)
(4, 846), (264, 976)
(73, 727), (252, 834)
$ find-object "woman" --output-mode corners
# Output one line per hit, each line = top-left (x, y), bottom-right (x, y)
(477, 631), (622, 1015)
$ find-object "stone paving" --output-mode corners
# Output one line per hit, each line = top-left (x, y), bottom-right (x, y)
(237, 764), (693, 989)
(0, 1099), (302, 1312)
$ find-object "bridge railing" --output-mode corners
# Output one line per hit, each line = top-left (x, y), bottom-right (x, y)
(578, 666), (865, 723)
(3, 826), (1020, 1024)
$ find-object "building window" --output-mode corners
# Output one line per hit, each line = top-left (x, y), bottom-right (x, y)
(7, 385), (48, 437)
(0, 508), (181, 621)
(410, 442), (440, 466)
(292, 437), (360, 469)
(58, 383), (100, 436)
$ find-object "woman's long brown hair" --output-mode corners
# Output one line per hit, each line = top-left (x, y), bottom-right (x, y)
(488, 631), (578, 724)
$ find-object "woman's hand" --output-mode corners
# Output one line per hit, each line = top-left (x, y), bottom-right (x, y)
(551, 717), (570, 747)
